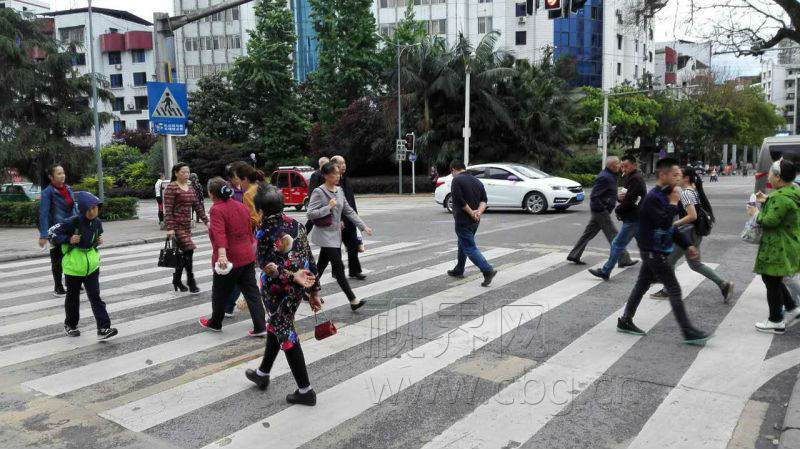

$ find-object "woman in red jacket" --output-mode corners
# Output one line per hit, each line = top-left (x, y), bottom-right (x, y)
(199, 177), (267, 337)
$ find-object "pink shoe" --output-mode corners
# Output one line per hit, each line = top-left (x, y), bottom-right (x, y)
(198, 317), (221, 332)
(248, 329), (268, 337)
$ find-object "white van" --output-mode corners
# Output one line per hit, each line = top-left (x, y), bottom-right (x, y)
(754, 135), (800, 192)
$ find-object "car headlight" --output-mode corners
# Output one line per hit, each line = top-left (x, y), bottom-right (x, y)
(550, 185), (566, 190)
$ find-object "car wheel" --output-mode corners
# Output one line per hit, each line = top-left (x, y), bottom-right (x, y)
(445, 194), (453, 214)
(301, 198), (309, 211)
(295, 204), (304, 211)
(523, 192), (547, 214)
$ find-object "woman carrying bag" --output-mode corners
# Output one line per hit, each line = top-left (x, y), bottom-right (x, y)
(198, 178), (267, 337)
(747, 160), (800, 334)
(164, 162), (208, 293)
(306, 161), (373, 311)
(245, 185), (322, 406)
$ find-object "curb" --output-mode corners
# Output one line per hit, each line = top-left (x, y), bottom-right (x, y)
(780, 369), (800, 449)
(0, 229), (209, 263)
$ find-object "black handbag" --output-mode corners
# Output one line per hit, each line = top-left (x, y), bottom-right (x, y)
(158, 237), (184, 268)
(694, 206), (714, 237)
(312, 187), (334, 227)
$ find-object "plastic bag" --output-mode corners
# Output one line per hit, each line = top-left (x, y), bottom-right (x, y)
(740, 215), (762, 244)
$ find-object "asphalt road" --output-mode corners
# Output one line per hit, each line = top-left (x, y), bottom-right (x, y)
(0, 174), (797, 449)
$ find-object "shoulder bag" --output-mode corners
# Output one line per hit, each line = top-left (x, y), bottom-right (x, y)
(312, 187), (334, 227)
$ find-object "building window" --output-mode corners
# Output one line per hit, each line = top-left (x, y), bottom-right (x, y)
(516, 31), (526, 46)
(212, 36), (221, 50)
(136, 119), (149, 131)
(516, 2), (526, 17)
(635, 65), (639, 78)
(634, 39), (638, 53)
(133, 72), (147, 86)
(113, 120), (125, 133)
(70, 53), (86, 66)
(478, 16), (492, 34)
(184, 37), (197, 51)
(112, 97), (124, 111)
(110, 74), (123, 88)
(380, 0), (397, 7)
(617, 63), (622, 76)
(561, 32), (570, 47)
(617, 34), (622, 50)
(134, 96), (148, 110)
(649, 51), (653, 62)
(591, 34), (601, 48)
(478, 0), (492, 3)
(426, 19), (446, 35)
(108, 51), (121, 65)
(591, 6), (600, 19)
(227, 35), (241, 49)
(380, 24), (396, 38)
(59, 26), (84, 45)
(131, 49), (145, 63)
(225, 7), (239, 21)
(649, 28), (653, 40)
(616, 9), (623, 24)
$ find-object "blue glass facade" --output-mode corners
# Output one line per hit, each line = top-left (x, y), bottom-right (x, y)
(553, 0), (603, 88)
(292, 0), (319, 82)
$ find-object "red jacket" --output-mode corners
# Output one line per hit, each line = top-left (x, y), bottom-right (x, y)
(209, 199), (256, 268)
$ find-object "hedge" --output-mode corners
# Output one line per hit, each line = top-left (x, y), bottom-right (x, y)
(349, 176), (436, 194)
(0, 197), (139, 227)
(555, 172), (597, 187)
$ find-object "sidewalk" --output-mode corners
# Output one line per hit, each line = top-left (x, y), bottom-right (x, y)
(780, 370), (800, 449)
(0, 218), (207, 263)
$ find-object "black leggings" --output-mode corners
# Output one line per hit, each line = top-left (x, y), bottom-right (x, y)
(317, 247), (356, 301)
(762, 274), (798, 323)
(50, 245), (64, 290)
(174, 249), (195, 278)
(259, 332), (310, 389)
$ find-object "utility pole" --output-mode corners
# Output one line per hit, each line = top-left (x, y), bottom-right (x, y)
(397, 42), (402, 195)
(152, 0), (254, 175)
(87, 0), (104, 201)
(463, 61), (472, 167)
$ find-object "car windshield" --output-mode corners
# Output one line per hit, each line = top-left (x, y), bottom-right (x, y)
(509, 165), (550, 179)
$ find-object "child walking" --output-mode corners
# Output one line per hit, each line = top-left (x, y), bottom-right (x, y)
(49, 192), (118, 340)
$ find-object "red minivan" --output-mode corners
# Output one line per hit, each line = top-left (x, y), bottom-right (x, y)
(271, 166), (315, 210)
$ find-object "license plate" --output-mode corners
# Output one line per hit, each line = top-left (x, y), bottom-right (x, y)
(576, 193), (585, 201)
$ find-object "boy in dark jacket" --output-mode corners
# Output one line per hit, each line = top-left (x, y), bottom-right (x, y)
(49, 192), (118, 340)
(590, 155), (647, 280)
(616, 158), (712, 345)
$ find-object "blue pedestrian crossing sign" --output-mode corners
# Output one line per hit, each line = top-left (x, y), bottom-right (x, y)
(147, 82), (188, 135)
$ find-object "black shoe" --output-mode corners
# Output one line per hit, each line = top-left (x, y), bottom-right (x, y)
(447, 270), (465, 278)
(349, 273), (367, 280)
(64, 325), (80, 337)
(588, 268), (609, 281)
(720, 281), (735, 304)
(53, 286), (66, 297)
(567, 257), (587, 265)
(172, 273), (188, 292)
(187, 275), (200, 294)
(286, 389), (317, 406)
(481, 270), (497, 287)
(616, 317), (646, 336)
(245, 369), (270, 391)
(618, 260), (639, 268)
(683, 328), (713, 345)
(97, 328), (118, 340)
(350, 299), (366, 311)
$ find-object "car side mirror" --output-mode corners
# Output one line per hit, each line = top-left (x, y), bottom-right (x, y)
(507, 175), (519, 182)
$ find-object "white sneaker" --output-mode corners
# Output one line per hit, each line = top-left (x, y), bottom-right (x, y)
(784, 308), (800, 328)
(755, 320), (785, 334)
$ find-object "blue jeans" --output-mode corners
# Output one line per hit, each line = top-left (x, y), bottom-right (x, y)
(602, 221), (639, 275)
(454, 223), (493, 274)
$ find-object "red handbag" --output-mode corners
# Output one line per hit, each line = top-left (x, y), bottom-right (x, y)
(314, 311), (337, 340)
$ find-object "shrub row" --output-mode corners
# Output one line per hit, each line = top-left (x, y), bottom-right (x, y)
(0, 197), (138, 227)
(349, 176), (436, 194)
(555, 172), (597, 187)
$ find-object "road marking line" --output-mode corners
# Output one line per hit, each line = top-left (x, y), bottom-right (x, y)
(421, 263), (715, 449)
(201, 259), (627, 449)
(99, 251), (554, 431)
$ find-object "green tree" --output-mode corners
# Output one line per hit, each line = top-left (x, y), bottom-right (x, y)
(0, 9), (113, 185)
(188, 73), (250, 143)
(309, 0), (380, 123)
(228, 0), (309, 165)
(378, 3), (428, 83)
(577, 86), (661, 149)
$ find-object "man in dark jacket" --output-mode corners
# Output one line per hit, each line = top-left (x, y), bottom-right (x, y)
(304, 156), (329, 234)
(589, 155), (646, 280)
(616, 158), (712, 345)
(331, 155), (366, 279)
(567, 157), (635, 266)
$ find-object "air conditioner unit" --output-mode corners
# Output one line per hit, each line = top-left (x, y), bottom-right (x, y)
(126, 104), (135, 110)
(518, 17), (526, 25)
(114, 64), (122, 70)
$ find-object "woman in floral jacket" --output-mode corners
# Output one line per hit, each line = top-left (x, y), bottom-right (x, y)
(245, 184), (322, 406)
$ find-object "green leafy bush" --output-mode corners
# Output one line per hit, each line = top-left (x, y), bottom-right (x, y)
(555, 172), (597, 187)
(349, 176), (435, 194)
(101, 144), (145, 179)
(0, 197), (138, 227)
(73, 176), (115, 195)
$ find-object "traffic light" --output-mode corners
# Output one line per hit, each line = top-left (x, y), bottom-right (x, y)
(405, 133), (415, 152)
(544, 0), (561, 11)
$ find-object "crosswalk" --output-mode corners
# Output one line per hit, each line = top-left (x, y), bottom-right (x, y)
(0, 235), (784, 449)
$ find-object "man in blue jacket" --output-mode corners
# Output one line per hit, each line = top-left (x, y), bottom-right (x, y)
(616, 158), (712, 345)
(567, 156), (636, 267)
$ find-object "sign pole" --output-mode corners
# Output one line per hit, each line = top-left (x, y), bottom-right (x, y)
(87, 0), (105, 202)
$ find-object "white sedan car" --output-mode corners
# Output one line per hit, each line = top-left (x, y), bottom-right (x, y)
(434, 163), (584, 214)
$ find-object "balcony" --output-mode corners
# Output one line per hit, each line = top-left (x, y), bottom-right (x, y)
(100, 33), (125, 53)
(124, 31), (153, 51)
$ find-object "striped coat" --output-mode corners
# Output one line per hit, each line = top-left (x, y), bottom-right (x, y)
(164, 182), (207, 250)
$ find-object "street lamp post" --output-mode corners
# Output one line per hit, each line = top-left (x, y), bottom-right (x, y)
(87, 0), (104, 202)
(397, 42), (402, 195)
(463, 63), (471, 167)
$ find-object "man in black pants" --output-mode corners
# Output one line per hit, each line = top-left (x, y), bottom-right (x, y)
(332, 155), (366, 280)
(568, 156), (636, 267)
(304, 156), (329, 234)
(616, 158), (712, 345)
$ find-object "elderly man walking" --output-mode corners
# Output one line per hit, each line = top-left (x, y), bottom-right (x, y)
(567, 156), (637, 267)
(331, 155), (366, 280)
